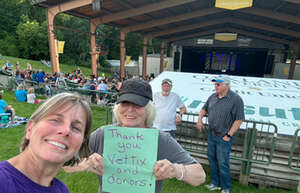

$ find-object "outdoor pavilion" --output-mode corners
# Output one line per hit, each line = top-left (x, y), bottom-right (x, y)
(33, 0), (300, 79)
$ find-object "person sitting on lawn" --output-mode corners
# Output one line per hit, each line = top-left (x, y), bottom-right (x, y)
(0, 92), (15, 123)
(0, 93), (92, 193)
(55, 72), (67, 88)
(1, 61), (13, 76)
(36, 69), (45, 83)
(14, 85), (27, 102)
(27, 87), (45, 104)
(26, 62), (32, 72)
(15, 61), (20, 71)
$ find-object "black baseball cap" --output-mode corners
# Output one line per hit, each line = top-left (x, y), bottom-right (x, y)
(117, 79), (153, 107)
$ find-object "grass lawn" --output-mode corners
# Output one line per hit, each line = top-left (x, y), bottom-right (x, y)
(0, 90), (294, 193)
(0, 55), (111, 77)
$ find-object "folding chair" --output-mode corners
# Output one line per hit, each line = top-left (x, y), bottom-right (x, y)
(0, 113), (11, 123)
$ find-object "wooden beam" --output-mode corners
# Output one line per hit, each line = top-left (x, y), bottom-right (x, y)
(288, 44), (299, 79)
(47, 9), (59, 73)
(160, 41), (165, 73)
(226, 28), (292, 45)
(240, 8), (300, 25)
(55, 25), (89, 35)
(150, 16), (300, 39)
(55, 25), (121, 41)
(166, 27), (292, 46)
(123, 8), (223, 33)
(230, 18), (300, 38)
(142, 37), (148, 79)
(120, 30), (126, 79)
(150, 18), (227, 37)
(166, 28), (224, 43)
(282, 0), (300, 4)
(93, 0), (198, 25)
(90, 20), (98, 77)
(46, 0), (93, 73)
(48, 0), (93, 16)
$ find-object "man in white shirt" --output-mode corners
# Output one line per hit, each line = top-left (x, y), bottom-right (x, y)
(153, 78), (186, 138)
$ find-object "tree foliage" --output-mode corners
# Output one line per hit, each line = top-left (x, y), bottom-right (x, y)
(0, 0), (164, 66)
(55, 14), (90, 66)
(16, 16), (48, 60)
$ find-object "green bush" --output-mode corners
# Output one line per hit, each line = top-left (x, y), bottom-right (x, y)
(0, 35), (19, 57)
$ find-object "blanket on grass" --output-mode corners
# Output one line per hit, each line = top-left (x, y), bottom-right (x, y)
(0, 116), (28, 129)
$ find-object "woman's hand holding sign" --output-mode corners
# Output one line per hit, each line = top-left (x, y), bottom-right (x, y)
(154, 159), (184, 181)
(87, 153), (105, 175)
(64, 153), (104, 175)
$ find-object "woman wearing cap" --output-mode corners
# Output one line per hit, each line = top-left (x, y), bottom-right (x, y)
(0, 93), (93, 193)
(65, 79), (206, 193)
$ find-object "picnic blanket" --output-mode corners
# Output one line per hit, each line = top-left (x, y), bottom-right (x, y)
(0, 116), (28, 129)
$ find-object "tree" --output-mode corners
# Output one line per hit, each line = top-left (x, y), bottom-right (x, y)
(16, 17), (48, 60)
(0, 35), (19, 57)
(0, 0), (22, 39)
(55, 14), (90, 67)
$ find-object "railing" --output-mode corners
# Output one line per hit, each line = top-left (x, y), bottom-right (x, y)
(177, 112), (277, 164)
(0, 74), (118, 105)
(288, 128), (300, 171)
(176, 112), (278, 185)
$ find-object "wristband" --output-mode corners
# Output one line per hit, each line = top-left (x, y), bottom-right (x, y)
(225, 133), (232, 138)
(175, 164), (185, 181)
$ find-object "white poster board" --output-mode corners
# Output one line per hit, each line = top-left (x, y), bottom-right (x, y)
(150, 71), (300, 136)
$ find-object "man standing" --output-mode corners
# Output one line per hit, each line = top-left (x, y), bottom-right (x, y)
(153, 78), (186, 138)
(196, 75), (244, 193)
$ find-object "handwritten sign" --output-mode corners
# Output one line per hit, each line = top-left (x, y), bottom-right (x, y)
(102, 126), (159, 193)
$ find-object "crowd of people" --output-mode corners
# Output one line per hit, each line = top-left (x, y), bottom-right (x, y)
(1, 60), (128, 106)
(0, 59), (246, 193)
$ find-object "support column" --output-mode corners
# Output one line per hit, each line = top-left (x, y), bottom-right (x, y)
(120, 30), (126, 79)
(47, 8), (59, 73)
(160, 40), (165, 73)
(46, 0), (94, 73)
(167, 42), (172, 57)
(288, 44), (299, 79)
(142, 37), (148, 79)
(90, 20), (98, 77)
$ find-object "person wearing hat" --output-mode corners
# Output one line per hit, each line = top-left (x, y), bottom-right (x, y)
(153, 78), (186, 138)
(65, 79), (206, 193)
(196, 75), (244, 193)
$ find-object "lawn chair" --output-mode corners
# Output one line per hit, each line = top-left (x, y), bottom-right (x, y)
(0, 113), (11, 123)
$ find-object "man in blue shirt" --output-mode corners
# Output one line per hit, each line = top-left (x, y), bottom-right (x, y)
(36, 69), (45, 83)
(197, 75), (244, 193)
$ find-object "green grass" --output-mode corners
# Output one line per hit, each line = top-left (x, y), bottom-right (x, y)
(162, 178), (292, 193)
(0, 55), (111, 77)
(0, 91), (293, 193)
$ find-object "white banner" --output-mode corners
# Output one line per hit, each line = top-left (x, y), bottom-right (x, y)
(150, 71), (300, 135)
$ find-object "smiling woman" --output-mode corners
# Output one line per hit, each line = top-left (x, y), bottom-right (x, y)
(0, 93), (92, 193)
(64, 79), (206, 193)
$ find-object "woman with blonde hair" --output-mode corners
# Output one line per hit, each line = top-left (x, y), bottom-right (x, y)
(65, 79), (206, 193)
(0, 93), (93, 193)
(27, 87), (38, 104)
